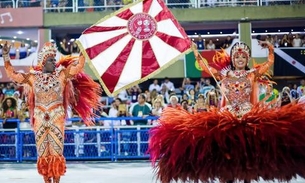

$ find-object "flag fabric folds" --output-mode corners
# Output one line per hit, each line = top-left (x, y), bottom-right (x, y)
(77, 0), (192, 96)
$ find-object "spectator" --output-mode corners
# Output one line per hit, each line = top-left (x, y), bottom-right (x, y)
(200, 78), (215, 98)
(206, 89), (220, 110)
(127, 85), (142, 104)
(280, 34), (292, 47)
(280, 87), (292, 106)
(130, 94), (151, 126)
(222, 36), (233, 49)
(292, 34), (302, 47)
(18, 42), (28, 59)
(206, 40), (216, 50)
(108, 98), (128, 126)
(181, 99), (192, 113)
(181, 78), (195, 94)
(148, 79), (161, 93)
(290, 83), (299, 99)
(151, 98), (163, 125)
(194, 94), (208, 112)
(196, 34), (204, 50)
(297, 79), (305, 97)
(70, 42), (79, 54)
(1, 97), (18, 129)
(167, 95), (180, 109)
(161, 77), (175, 92)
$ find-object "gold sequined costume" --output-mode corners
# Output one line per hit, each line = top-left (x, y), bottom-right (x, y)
(3, 42), (101, 183)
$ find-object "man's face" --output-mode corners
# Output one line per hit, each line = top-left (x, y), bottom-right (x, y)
(301, 80), (305, 86)
(137, 95), (145, 104)
(44, 57), (56, 72)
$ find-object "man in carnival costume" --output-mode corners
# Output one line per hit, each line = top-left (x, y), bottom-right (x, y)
(1, 42), (101, 183)
(149, 41), (305, 183)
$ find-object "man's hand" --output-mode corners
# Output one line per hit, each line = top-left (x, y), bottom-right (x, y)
(2, 42), (11, 55)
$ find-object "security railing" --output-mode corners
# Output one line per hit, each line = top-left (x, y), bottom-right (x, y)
(10, 0), (303, 10)
(0, 117), (157, 162)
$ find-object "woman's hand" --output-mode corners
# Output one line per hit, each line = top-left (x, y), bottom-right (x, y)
(258, 40), (271, 48)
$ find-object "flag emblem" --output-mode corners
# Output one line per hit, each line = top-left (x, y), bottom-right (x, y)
(77, 0), (191, 96)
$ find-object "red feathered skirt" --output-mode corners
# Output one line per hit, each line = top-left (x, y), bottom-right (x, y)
(149, 103), (305, 183)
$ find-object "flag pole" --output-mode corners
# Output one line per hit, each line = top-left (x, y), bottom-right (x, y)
(191, 42), (230, 104)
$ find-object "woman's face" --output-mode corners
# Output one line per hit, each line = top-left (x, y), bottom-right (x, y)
(115, 99), (121, 106)
(154, 101), (161, 108)
(233, 53), (248, 70)
(198, 96), (204, 102)
(6, 99), (12, 107)
(189, 89), (195, 95)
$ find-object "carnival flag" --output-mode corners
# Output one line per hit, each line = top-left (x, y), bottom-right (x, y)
(77, 0), (192, 96)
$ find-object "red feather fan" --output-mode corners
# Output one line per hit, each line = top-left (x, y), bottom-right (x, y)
(149, 104), (305, 183)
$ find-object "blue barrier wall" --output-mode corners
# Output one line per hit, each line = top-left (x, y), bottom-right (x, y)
(0, 117), (157, 162)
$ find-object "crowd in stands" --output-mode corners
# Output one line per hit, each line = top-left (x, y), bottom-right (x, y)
(194, 33), (305, 50)
(0, 41), (37, 59)
(1, 77), (304, 130)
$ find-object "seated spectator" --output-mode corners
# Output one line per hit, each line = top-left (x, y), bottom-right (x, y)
(18, 42), (28, 59)
(290, 83), (299, 99)
(200, 78), (215, 98)
(4, 85), (15, 97)
(292, 34), (302, 47)
(9, 44), (17, 59)
(167, 95), (181, 109)
(196, 34), (204, 50)
(151, 98), (163, 125)
(181, 99), (192, 113)
(161, 77), (175, 92)
(148, 79), (161, 93)
(1, 97), (18, 129)
(127, 85), (142, 105)
(297, 79), (305, 97)
(280, 87), (292, 106)
(181, 78), (195, 94)
(280, 34), (292, 47)
(130, 94), (151, 126)
(206, 40), (216, 50)
(222, 36), (233, 49)
(70, 42), (80, 54)
(108, 98), (129, 126)
(194, 94), (208, 113)
(187, 89), (197, 107)
(206, 89), (220, 111)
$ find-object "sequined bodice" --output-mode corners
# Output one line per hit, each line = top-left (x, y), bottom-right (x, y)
(222, 76), (252, 117)
(34, 72), (63, 109)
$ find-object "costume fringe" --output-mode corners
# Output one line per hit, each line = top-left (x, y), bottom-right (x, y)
(37, 155), (66, 178)
(149, 103), (305, 183)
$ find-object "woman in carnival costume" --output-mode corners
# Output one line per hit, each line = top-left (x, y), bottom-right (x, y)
(1, 42), (101, 183)
(149, 41), (305, 183)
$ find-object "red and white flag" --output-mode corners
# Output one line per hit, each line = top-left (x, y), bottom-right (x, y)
(77, 0), (191, 96)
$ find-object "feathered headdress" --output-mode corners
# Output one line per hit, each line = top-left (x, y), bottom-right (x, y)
(36, 42), (57, 69)
(230, 42), (251, 64)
